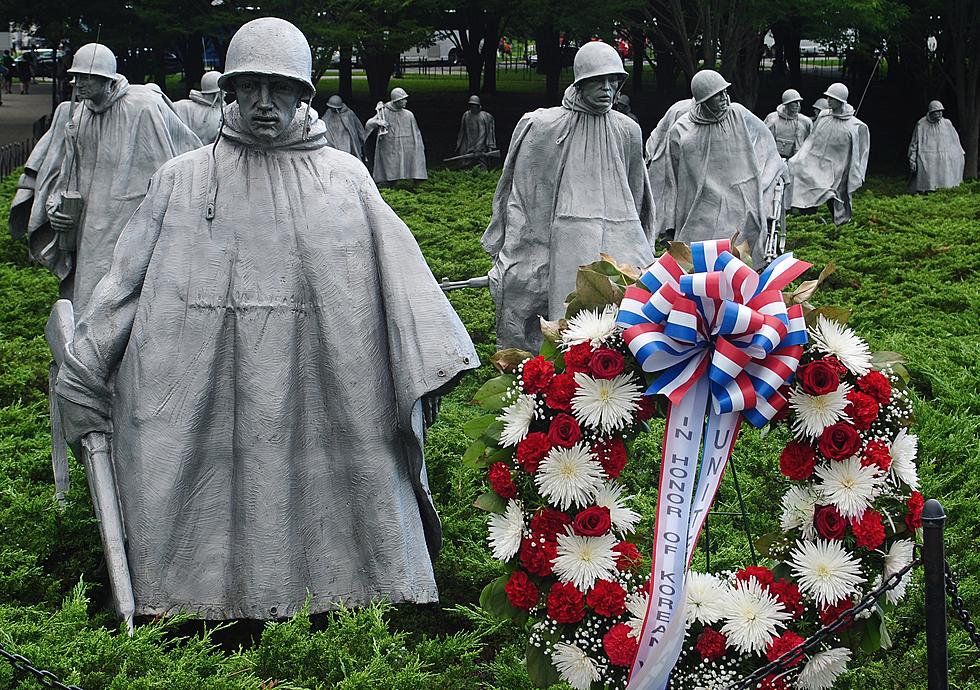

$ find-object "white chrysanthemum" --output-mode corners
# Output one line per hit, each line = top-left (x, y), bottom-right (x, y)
(789, 539), (865, 607)
(790, 382), (852, 438)
(571, 373), (642, 433)
(626, 588), (649, 638)
(592, 482), (641, 534)
(498, 393), (537, 447)
(781, 483), (821, 539)
(487, 499), (524, 562)
(719, 578), (791, 654)
(889, 429), (920, 490)
(815, 457), (879, 519)
(882, 539), (916, 605)
(561, 305), (619, 348)
(809, 314), (873, 376)
(551, 642), (601, 690)
(685, 571), (728, 625)
(535, 444), (606, 511)
(795, 647), (851, 690)
(553, 530), (620, 591)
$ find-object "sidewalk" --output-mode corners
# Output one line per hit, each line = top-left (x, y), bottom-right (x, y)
(0, 81), (56, 146)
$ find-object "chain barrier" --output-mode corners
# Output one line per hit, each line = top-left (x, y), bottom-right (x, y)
(0, 641), (84, 690)
(945, 560), (980, 649)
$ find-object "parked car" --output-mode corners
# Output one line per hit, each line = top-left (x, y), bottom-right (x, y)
(400, 35), (461, 65)
(799, 40), (831, 57)
(14, 49), (65, 78)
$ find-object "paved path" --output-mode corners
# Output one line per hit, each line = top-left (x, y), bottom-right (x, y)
(0, 81), (56, 146)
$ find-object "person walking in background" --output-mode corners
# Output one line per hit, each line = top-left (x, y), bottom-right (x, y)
(2, 50), (14, 94)
(17, 51), (34, 94)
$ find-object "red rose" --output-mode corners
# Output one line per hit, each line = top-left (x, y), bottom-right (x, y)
(818, 422), (862, 460)
(858, 370), (892, 405)
(593, 437), (628, 478)
(530, 509), (572, 540)
(905, 491), (925, 531)
(818, 598), (855, 629)
(504, 571), (539, 610)
(564, 342), (594, 374)
(769, 579), (803, 619)
(589, 347), (625, 379)
(779, 441), (817, 480)
(814, 505), (847, 540)
(516, 433), (551, 474)
(573, 506), (612, 537)
(851, 509), (885, 550)
(845, 390), (880, 431)
(736, 565), (775, 588)
(603, 623), (639, 667)
(519, 536), (557, 577)
(694, 628), (728, 662)
(861, 440), (892, 472)
(545, 372), (578, 411)
(798, 359), (841, 396)
(766, 631), (805, 665)
(521, 356), (555, 393)
(488, 461), (517, 499)
(587, 578), (627, 617)
(548, 413), (582, 448)
(546, 581), (586, 624)
(613, 541), (642, 572)
(636, 395), (660, 421)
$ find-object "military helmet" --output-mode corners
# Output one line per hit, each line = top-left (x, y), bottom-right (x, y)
(68, 43), (120, 80)
(927, 100), (944, 113)
(200, 71), (223, 94)
(781, 88), (803, 105)
(617, 93), (631, 107)
(572, 41), (628, 86)
(391, 87), (409, 102)
(813, 97), (829, 111)
(823, 82), (849, 103)
(468, 94), (481, 105)
(691, 70), (731, 104)
(327, 95), (344, 109)
(218, 18), (315, 98)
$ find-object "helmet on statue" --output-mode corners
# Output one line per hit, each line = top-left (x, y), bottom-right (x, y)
(200, 71), (223, 94)
(391, 87), (409, 102)
(218, 18), (315, 99)
(781, 89), (803, 105)
(572, 41), (628, 86)
(327, 95), (344, 109)
(468, 94), (482, 105)
(813, 97), (829, 111)
(68, 43), (120, 81)
(823, 82), (849, 103)
(691, 70), (731, 104)
(927, 100), (944, 113)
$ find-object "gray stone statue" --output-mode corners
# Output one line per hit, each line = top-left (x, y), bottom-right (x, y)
(613, 93), (640, 125)
(664, 70), (785, 264)
(365, 87), (427, 185)
(174, 71), (224, 144)
(55, 17), (478, 622)
(28, 44), (201, 314)
(483, 41), (655, 353)
(764, 89), (813, 159)
(644, 97), (694, 239)
(907, 100), (964, 193)
(788, 82), (870, 225)
(812, 97), (829, 121)
(321, 95), (367, 161)
(451, 95), (497, 170)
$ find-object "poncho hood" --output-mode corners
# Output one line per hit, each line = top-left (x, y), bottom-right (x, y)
(776, 104), (800, 120)
(83, 76), (131, 114)
(189, 90), (220, 108)
(831, 104), (857, 119)
(689, 102), (731, 125)
(561, 84), (615, 116)
(221, 101), (327, 151)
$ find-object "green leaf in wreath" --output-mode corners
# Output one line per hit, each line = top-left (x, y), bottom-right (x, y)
(472, 374), (517, 411)
(462, 440), (489, 469)
(474, 491), (507, 513)
(574, 267), (625, 309)
(463, 414), (497, 440)
(491, 348), (534, 373)
(804, 305), (852, 328)
(480, 573), (524, 621)
(755, 533), (792, 560)
(484, 419), (505, 444)
(525, 636), (561, 688)
(858, 607), (884, 652)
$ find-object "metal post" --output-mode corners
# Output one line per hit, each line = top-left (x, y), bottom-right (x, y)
(922, 498), (948, 690)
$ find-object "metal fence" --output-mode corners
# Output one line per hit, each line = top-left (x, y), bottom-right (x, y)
(0, 115), (48, 179)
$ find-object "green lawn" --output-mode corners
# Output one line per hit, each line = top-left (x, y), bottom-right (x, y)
(1, 170), (978, 688)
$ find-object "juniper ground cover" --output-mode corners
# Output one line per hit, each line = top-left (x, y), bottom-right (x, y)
(0, 169), (977, 688)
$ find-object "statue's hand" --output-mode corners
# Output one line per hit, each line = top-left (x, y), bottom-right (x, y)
(59, 397), (110, 448)
(909, 161), (917, 174)
(422, 395), (442, 430)
(49, 210), (75, 233)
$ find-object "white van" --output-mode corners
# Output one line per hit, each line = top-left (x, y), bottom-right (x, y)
(400, 34), (462, 65)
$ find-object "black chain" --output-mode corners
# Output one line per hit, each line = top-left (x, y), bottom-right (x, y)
(944, 560), (980, 649)
(0, 641), (84, 690)
(729, 551), (922, 690)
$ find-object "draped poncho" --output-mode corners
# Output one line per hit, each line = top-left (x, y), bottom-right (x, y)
(907, 116), (964, 193)
(174, 90), (223, 144)
(764, 106), (813, 159)
(322, 104), (367, 160)
(371, 103), (427, 183)
(644, 98), (693, 238)
(455, 110), (497, 157)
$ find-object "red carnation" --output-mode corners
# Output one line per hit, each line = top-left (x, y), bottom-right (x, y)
(546, 581), (586, 624)
(564, 342), (594, 374)
(905, 491), (925, 531)
(779, 441), (817, 480)
(798, 359), (841, 396)
(736, 565), (775, 588)
(845, 390), (880, 431)
(694, 628), (727, 662)
(861, 440), (892, 472)
(488, 461), (518, 499)
(823, 356), (849, 376)
(636, 395), (660, 421)
(603, 623), (639, 667)
(529, 509), (571, 540)
(504, 571), (539, 610)
(519, 536), (557, 577)
(586, 579), (627, 617)
(516, 433), (551, 474)
(819, 598), (855, 629)
(818, 422), (862, 460)
(573, 506), (612, 537)
(851, 508), (886, 550)
(589, 347), (625, 379)
(593, 437), (628, 478)
(769, 579), (803, 619)
(814, 504), (847, 540)
(548, 413), (582, 448)
(521, 356), (555, 393)
(858, 370), (892, 405)
(613, 541), (642, 572)
(545, 372), (578, 412)
(766, 631), (805, 666)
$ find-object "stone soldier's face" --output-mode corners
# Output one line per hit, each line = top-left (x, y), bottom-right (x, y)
(785, 100), (801, 115)
(392, 98), (408, 110)
(74, 74), (112, 103)
(704, 89), (730, 117)
(469, 104), (481, 113)
(928, 110), (943, 122)
(828, 96), (844, 112)
(234, 75), (305, 141)
(579, 75), (620, 110)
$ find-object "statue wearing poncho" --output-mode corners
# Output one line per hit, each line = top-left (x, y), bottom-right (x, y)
(174, 71), (224, 144)
(483, 42), (655, 353)
(365, 88), (427, 183)
(907, 101), (964, 193)
(764, 90), (813, 160)
(55, 18), (478, 620)
(454, 96), (497, 170)
(644, 97), (693, 239)
(322, 95), (367, 161)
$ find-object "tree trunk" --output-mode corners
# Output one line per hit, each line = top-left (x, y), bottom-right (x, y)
(363, 50), (397, 103)
(535, 25), (562, 103)
(152, 45), (167, 91)
(183, 34), (205, 99)
(630, 26), (644, 93)
(339, 44), (353, 102)
(651, 39), (680, 98)
(482, 32), (498, 92)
